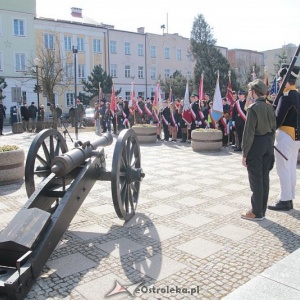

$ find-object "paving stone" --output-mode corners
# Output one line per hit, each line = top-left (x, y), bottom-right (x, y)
(176, 213), (213, 228)
(145, 204), (180, 216)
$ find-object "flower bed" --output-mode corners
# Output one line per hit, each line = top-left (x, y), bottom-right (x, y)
(0, 145), (25, 185)
(191, 128), (222, 152)
(131, 125), (157, 143)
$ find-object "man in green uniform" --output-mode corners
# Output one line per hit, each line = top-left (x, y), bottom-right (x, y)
(241, 79), (277, 221)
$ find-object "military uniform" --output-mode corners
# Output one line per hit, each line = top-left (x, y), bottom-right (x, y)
(232, 92), (247, 151)
(144, 101), (153, 124)
(242, 80), (276, 220)
(161, 103), (170, 141)
(268, 64), (300, 211)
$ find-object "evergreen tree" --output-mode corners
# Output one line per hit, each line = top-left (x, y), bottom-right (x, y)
(80, 65), (120, 104)
(190, 14), (239, 97)
(161, 70), (192, 99)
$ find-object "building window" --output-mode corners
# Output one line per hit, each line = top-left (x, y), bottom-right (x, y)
(138, 66), (144, 79)
(164, 47), (170, 59)
(176, 49), (182, 60)
(22, 91), (27, 102)
(11, 87), (21, 102)
(0, 52), (2, 71)
(78, 64), (85, 78)
(164, 69), (171, 78)
(110, 40), (117, 54)
(64, 36), (72, 51)
(151, 67), (156, 80)
(44, 33), (54, 49)
(125, 91), (130, 101)
(138, 44), (144, 56)
(125, 42), (131, 55)
(13, 19), (25, 36)
(77, 37), (84, 51)
(66, 93), (75, 107)
(186, 53), (192, 62)
(125, 65), (131, 78)
(15, 53), (26, 71)
(66, 63), (73, 78)
(150, 46), (156, 58)
(93, 39), (101, 53)
(110, 64), (117, 77)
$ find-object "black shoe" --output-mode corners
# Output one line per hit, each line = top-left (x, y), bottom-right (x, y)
(180, 140), (186, 143)
(268, 200), (293, 211)
(234, 148), (242, 152)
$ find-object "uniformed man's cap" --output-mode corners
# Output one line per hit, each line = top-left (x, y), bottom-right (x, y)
(248, 79), (268, 95)
(238, 90), (246, 95)
(192, 93), (198, 97)
(204, 92), (210, 96)
(277, 64), (300, 81)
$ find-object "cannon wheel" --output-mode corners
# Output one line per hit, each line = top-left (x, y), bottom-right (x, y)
(111, 129), (143, 221)
(25, 129), (68, 197)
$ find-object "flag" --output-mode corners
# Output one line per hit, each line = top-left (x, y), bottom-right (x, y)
(269, 76), (278, 95)
(264, 69), (269, 96)
(226, 76), (234, 108)
(169, 85), (173, 103)
(182, 82), (192, 125)
(110, 84), (116, 116)
(199, 73), (204, 100)
(129, 82), (137, 110)
(211, 78), (223, 123)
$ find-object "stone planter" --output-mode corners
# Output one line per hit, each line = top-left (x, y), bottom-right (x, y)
(132, 125), (157, 143)
(0, 149), (25, 185)
(191, 129), (222, 152)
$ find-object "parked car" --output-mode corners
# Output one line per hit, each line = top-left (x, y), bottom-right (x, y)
(83, 108), (95, 127)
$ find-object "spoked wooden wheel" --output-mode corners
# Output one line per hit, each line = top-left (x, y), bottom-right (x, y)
(111, 129), (145, 221)
(25, 129), (68, 197)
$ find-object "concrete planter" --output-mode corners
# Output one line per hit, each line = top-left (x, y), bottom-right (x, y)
(0, 148), (25, 185)
(132, 125), (157, 143)
(191, 129), (222, 152)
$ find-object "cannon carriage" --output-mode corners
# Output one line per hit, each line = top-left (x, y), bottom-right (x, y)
(0, 128), (145, 299)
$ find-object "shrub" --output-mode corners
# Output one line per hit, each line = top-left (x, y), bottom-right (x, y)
(0, 145), (19, 152)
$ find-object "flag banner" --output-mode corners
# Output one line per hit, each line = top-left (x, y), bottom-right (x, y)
(208, 109), (216, 128)
(152, 83), (159, 109)
(144, 104), (152, 117)
(130, 82), (137, 111)
(190, 103), (197, 120)
(110, 84), (116, 117)
(171, 112), (178, 131)
(198, 110), (207, 126)
(211, 78), (223, 123)
(226, 77), (234, 107)
(236, 101), (247, 121)
(182, 82), (192, 125)
(122, 111), (130, 127)
(220, 117), (228, 134)
(152, 110), (160, 124)
(136, 102), (143, 116)
(199, 73), (204, 100)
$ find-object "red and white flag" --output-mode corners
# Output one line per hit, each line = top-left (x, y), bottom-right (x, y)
(129, 82), (137, 112)
(182, 82), (192, 125)
(226, 74), (234, 109)
(199, 72), (204, 100)
(110, 84), (117, 117)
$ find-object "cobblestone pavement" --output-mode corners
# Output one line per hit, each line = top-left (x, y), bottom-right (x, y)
(0, 127), (300, 300)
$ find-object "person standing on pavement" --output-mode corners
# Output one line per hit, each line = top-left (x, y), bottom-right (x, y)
(28, 102), (38, 132)
(76, 99), (85, 128)
(69, 105), (75, 127)
(268, 64), (300, 211)
(21, 102), (30, 132)
(232, 91), (247, 151)
(241, 79), (276, 221)
(161, 100), (170, 141)
(0, 101), (6, 135)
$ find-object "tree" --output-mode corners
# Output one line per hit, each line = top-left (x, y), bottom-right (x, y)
(161, 70), (192, 99)
(79, 65), (120, 104)
(34, 31), (73, 128)
(0, 77), (8, 101)
(190, 14), (239, 97)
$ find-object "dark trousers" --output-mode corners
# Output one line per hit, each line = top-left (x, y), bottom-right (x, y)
(236, 123), (245, 149)
(246, 134), (274, 217)
(163, 123), (169, 140)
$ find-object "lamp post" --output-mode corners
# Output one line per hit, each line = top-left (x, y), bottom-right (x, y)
(33, 57), (41, 121)
(73, 45), (78, 141)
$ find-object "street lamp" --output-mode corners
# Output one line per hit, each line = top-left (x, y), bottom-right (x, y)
(33, 57), (41, 121)
(73, 45), (78, 140)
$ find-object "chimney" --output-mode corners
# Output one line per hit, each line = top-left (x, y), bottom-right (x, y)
(137, 27), (145, 34)
(71, 7), (83, 18)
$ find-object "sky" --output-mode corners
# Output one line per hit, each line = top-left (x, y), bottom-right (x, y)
(36, 0), (300, 52)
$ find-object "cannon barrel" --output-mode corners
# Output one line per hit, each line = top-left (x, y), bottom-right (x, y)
(51, 133), (113, 176)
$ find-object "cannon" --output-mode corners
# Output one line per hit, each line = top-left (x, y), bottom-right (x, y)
(0, 128), (145, 299)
